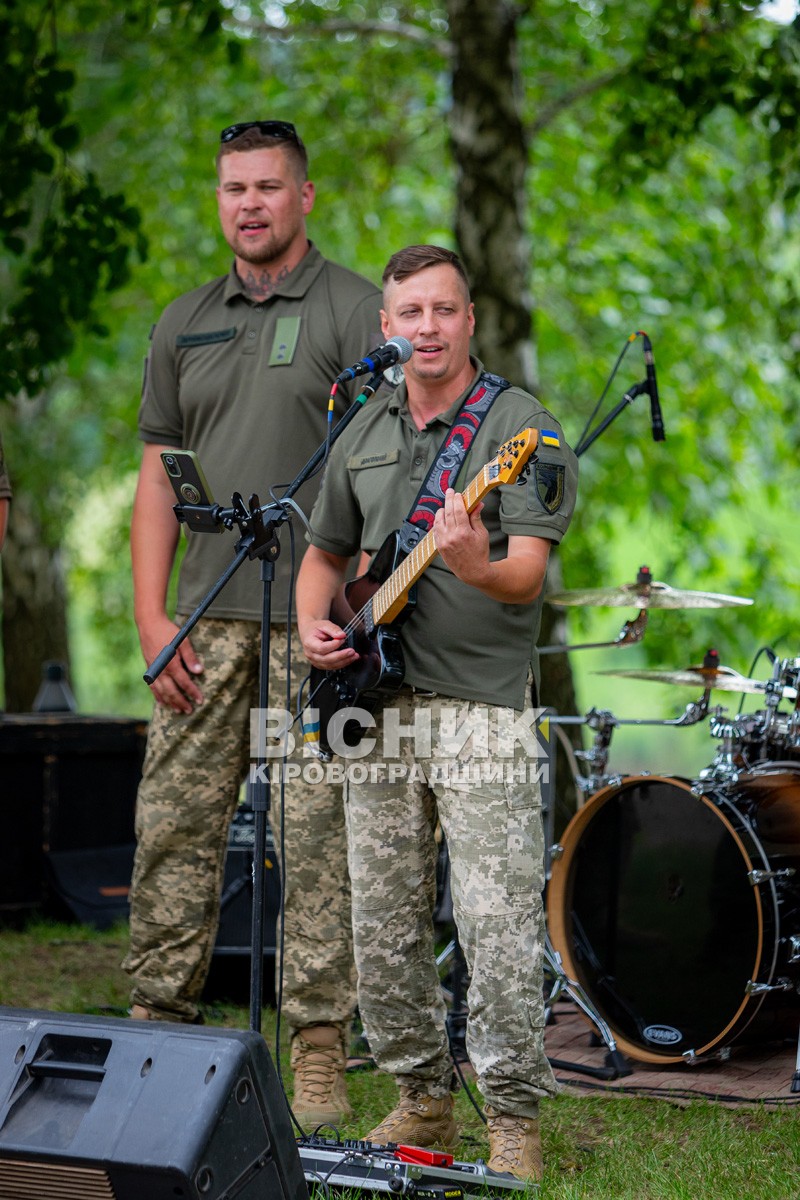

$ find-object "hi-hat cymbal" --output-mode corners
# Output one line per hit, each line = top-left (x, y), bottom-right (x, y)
(597, 665), (796, 698)
(547, 580), (753, 610)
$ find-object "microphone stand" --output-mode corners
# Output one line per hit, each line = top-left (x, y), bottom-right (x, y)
(144, 371), (384, 1034)
(547, 380), (656, 654)
(573, 379), (649, 458)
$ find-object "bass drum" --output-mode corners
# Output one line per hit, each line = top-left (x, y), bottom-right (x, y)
(547, 772), (800, 1063)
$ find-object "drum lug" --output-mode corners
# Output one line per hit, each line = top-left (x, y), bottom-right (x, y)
(746, 978), (795, 995)
(789, 936), (800, 965)
(550, 843), (564, 861)
(748, 867), (796, 885)
(681, 1048), (698, 1064)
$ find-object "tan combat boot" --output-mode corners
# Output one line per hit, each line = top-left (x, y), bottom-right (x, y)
(130, 1004), (155, 1020)
(486, 1106), (543, 1182)
(367, 1086), (458, 1150)
(291, 1024), (352, 1128)
(129, 1003), (203, 1024)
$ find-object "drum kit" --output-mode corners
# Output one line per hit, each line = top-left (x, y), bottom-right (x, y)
(540, 567), (800, 1087)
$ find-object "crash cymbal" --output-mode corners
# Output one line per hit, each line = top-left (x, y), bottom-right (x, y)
(597, 665), (796, 698)
(547, 565), (753, 610)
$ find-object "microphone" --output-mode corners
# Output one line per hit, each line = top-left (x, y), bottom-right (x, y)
(640, 332), (665, 442)
(336, 336), (413, 383)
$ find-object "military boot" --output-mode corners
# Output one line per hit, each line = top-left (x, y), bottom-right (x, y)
(367, 1086), (458, 1150)
(291, 1024), (352, 1128)
(129, 1003), (203, 1024)
(130, 1004), (155, 1020)
(486, 1106), (543, 1182)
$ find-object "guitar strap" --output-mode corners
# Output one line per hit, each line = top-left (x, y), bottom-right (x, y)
(396, 371), (511, 554)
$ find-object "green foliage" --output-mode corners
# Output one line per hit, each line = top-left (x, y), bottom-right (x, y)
(515, 0), (800, 672)
(610, 1), (800, 201)
(2, 0), (799, 715)
(2, 174), (146, 395)
(0, 1), (148, 397)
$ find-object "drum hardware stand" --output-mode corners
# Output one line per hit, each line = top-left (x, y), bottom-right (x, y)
(759, 653), (800, 754)
(434, 936), (469, 1066)
(539, 606), (649, 656)
(434, 931), (633, 1081)
(543, 936), (632, 1080)
(699, 710), (761, 785)
(550, 699), (711, 800)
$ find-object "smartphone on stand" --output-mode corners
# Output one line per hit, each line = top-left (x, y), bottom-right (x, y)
(160, 450), (222, 533)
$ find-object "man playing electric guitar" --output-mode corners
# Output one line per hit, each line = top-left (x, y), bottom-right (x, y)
(296, 245), (578, 1182)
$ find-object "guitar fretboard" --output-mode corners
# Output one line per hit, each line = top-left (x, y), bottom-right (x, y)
(370, 463), (496, 626)
(338, 428), (537, 642)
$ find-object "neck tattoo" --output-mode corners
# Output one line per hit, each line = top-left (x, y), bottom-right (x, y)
(239, 264), (290, 302)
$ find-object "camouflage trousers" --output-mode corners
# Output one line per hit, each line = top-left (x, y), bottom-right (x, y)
(123, 618), (356, 1030)
(345, 689), (557, 1118)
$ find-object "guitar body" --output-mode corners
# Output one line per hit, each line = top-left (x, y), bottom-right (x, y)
(309, 532), (416, 758)
(303, 428), (539, 760)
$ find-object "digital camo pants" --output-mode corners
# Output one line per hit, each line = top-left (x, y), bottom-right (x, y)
(344, 689), (557, 1118)
(123, 618), (356, 1029)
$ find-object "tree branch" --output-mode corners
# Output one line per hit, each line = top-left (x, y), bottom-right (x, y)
(239, 16), (451, 59)
(529, 67), (627, 136)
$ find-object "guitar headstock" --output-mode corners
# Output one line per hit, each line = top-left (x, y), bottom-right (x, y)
(488, 428), (539, 487)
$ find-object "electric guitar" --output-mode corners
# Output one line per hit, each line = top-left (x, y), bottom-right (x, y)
(306, 428), (539, 758)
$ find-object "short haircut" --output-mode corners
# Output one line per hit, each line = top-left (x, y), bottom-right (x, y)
(215, 128), (308, 183)
(382, 245), (471, 299)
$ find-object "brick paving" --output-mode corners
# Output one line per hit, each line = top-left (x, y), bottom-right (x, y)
(545, 998), (800, 1107)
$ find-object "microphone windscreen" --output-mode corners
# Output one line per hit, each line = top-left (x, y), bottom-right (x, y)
(387, 336), (413, 364)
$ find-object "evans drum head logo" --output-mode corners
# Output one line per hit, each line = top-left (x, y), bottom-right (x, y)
(643, 1024), (683, 1046)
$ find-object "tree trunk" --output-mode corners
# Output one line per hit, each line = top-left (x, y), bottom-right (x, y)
(1, 487), (71, 712)
(447, 0), (536, 391)
(447, 0), (583, 825)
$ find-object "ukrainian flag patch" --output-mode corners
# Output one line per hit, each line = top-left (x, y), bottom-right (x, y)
(541, 429), (560, 448)
(302, 717), (321, 745)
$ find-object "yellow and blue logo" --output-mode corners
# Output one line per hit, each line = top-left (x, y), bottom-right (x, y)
(541, 428), (560, 448)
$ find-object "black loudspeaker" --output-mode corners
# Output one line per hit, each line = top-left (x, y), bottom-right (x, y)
(0, 715), (147, 918)
(0, 1007), (308, 1200)
(204, 810), (281, 1004)
(44, 843), (136, 930)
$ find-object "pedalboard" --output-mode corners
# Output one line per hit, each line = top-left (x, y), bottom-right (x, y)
(297, 1135), (530, 1197)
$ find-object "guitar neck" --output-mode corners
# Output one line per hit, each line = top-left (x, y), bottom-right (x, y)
(371, 465), (493, 626)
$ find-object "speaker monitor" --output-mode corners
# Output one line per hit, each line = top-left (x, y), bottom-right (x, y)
(0, 715), (146, 916)
(0, 1007), (308, 1200)
(204, 811), (280, 1004)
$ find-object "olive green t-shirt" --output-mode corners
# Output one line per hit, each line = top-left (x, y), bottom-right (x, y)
(308, 361), (579, 709)
(0, 434), (11, 501)
(138, 244), (382, 622)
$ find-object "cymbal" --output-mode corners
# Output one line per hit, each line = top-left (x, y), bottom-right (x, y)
(597, 665), (796, 698)
(547, 580), (754, 610)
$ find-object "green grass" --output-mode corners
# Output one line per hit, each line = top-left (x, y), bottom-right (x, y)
(1, 918), (799, 1198)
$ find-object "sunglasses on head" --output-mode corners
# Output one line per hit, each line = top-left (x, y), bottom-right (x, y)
(219, 120), (303, 146)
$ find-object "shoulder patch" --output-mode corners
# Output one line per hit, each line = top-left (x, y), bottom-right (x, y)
(528, 460), (565, 514)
